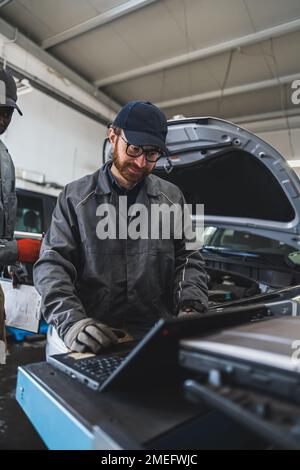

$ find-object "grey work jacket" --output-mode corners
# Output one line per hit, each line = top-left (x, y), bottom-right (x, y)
(0, 140), (17, 264)
(34, 162), (208, 340)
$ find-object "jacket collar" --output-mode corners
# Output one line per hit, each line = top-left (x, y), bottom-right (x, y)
(95, 162), (113, 195)
(95, 161), (160, 197)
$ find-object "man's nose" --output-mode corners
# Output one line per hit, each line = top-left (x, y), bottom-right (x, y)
(134, 154), (147, 168)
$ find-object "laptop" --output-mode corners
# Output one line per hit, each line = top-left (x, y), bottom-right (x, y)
(180, 316), (300, 403)
(48, 306), (269, 392)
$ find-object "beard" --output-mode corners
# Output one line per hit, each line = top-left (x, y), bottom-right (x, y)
(0, 122), (9, 135)
(112, 146), (152, 183)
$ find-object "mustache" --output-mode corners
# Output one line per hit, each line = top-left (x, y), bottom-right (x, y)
(113, 150), (151, 178)
(125, 162), (147, 172)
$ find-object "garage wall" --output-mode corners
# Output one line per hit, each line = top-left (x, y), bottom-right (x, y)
(2, 88), (107, 186)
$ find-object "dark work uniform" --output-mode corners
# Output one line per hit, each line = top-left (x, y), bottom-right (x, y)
(34, 162), (208, 341)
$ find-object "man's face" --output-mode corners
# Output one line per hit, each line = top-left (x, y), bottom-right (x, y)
(0, 107), (14, 135)
(109, 129), (157, 184)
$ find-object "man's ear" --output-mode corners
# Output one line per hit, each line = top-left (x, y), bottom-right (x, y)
(108, 127), (117, 147)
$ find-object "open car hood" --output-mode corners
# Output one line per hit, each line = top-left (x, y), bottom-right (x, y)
(103, 117), (300, 249)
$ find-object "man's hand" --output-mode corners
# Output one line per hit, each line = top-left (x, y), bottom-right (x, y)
(17, 239), (41, 263)
(64, 318), (119, 353)
(178, 307), (202, 318)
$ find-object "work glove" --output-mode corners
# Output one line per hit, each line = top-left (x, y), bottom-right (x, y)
(178, 307), (204, 318)
(64, 318), (119, 354)
(17, 239), (41, 263)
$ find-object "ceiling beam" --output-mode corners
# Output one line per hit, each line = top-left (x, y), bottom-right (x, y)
(42, 0), (157, 50)
(229, 108), (300, 126)
(155, 73), (300, 109)
(0, 0), (13, 8)
(0, 16), (120, 119)
(228, 109), (300, 134)
(94, 18), (300, 88)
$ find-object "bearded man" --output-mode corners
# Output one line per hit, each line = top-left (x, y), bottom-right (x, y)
(34, 101), (208, 356)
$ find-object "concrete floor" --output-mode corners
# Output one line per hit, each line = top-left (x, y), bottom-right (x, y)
(0, 335), (47, 449)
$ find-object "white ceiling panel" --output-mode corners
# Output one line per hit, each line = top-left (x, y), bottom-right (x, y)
(100, 30), (300, 106)
(242, 0), (300, 31)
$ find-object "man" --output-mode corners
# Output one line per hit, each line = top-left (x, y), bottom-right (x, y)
(0, 68), (41, 362)
(34, 101), (208, 356)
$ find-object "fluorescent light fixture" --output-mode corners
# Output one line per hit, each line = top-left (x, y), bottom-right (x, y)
(287, 160), (300, 168)
(16, 79), (33, 96)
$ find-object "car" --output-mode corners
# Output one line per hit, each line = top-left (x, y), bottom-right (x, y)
(9, 116), (300, 329)
(5, 178), (60, 284)
(104, 116), (300, 311)
(15, 177), (60, 241)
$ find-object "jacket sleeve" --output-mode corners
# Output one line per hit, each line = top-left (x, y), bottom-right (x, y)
(33, 188), (86, 340)
(0, 142), (18, 265)
(173, 193), (208, 314)
(0, 239), (18, 264)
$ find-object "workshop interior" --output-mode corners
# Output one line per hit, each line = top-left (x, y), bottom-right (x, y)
(0, 0), (300, 453)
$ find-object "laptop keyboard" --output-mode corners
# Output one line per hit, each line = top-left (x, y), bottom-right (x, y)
(72, 353), (128, 385)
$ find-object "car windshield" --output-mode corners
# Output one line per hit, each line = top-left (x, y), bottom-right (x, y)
(203, 226), (295, 256)
(15, 194), (43, 234)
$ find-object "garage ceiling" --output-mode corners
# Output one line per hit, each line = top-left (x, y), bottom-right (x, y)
(0, 0), (300, 122)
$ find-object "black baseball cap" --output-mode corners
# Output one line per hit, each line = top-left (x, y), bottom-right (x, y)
(0, 68), (22, 116)
(112, 100), (168, 153)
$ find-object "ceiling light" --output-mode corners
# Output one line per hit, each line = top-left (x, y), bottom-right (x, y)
(16, 79), (33, 96)
(287, 160), (300, 168)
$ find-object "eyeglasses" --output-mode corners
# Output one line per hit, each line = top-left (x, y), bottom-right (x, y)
(119, 134), (163, 163)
